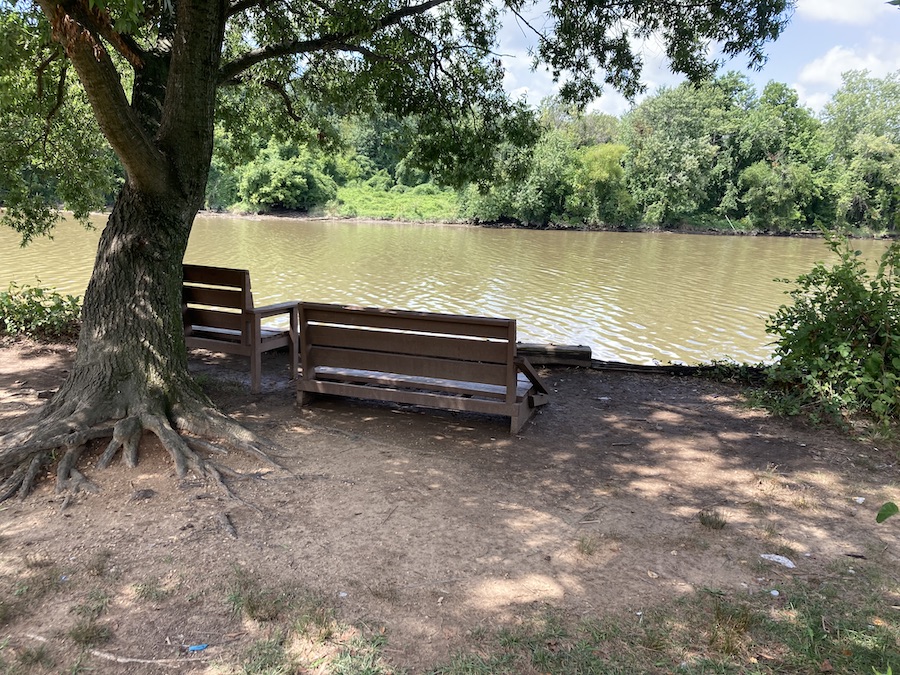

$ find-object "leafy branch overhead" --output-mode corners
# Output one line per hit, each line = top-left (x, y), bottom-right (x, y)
(2, 0), (795, 235)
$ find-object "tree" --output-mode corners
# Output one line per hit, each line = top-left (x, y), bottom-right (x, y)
(622, 82), (727, 224)
(0, 0), (792, 499)
(823, 72), (900, 231)
(732, 82), (827, 230)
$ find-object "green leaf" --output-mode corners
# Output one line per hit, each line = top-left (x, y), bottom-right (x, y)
(876, 502), (899, 523)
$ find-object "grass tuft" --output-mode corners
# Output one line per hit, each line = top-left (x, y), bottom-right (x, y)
(697, 507), (728, 530)
(67, 619), (111, 647)
(133, 578), (169, 603)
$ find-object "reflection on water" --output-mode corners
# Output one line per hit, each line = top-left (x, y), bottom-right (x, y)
(0, 214), (888, 364)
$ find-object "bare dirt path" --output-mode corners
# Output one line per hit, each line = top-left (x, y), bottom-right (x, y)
(1, 340), (898, 672)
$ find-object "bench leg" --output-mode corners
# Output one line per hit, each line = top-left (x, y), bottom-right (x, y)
(297, 389), (315, 407)
(510, 398), (535, 434)
(251, 350), (262, 394)
(289, 305), (299, 381)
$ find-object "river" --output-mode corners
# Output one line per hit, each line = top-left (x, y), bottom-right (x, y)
(0, 214), (888, 364)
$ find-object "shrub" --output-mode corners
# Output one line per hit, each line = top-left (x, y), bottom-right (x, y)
(0, 282), (82, 340)
(765, 232), (900, 424)
(237, 140), (337, 211)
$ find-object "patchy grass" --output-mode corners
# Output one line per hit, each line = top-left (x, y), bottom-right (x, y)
(133, 577), (170, 603)
(426, 571), (900, 674)
(227, 567), (394, 673)
(16, 643), (54, 669)
(66, 618), (111, 648)
(71, 590), (110, 620)
(698, 507), (728, 530)
(1, 545), (898, 673)
(576, 534), (601, 556)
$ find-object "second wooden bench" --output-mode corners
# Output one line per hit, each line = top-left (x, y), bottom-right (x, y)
(296, 302), (549, 433)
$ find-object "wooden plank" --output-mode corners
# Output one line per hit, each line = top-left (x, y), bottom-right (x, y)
(309, 346), (510, 386)
(183, 265), (250, 289)
(307, 325), (509, 363)
(184, 308), (244, 331)
(186, 326), (242, 341)
(301, 302), (513, 340)
(517, 343), (592, 366)
(297, 380), (517, 416)
(183, 286), (246, 309)
(514, 356), (550, 394)
(312, 367), (509, 400)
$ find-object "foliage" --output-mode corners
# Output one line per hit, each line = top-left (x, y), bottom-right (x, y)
(236, 140), (337, 212)
(765, 233), (900, 424)
(0, 8), (121, 243)
(329, 182), (459, 221)
(824, 72), (900, 232)
(0, 283), (81, 340)
(622, 80), (727, 224)
(877, 502), (899, 523)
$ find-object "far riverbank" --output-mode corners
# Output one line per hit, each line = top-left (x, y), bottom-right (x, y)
(201, 208), (897, 239)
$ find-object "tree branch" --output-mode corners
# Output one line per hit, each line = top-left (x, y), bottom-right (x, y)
(58, 0), (147, 67)
(227, 0), (266, 18)
(42, 61), (68, 152)
(220, 0), (450, 83)
(37, 0), (169, 193)
(262, 79), (303, 121)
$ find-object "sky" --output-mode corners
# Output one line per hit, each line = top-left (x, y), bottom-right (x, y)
(497, 0), (900, 116)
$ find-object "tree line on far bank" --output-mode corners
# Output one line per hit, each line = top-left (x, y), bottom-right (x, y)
(204, 69), (900, 235)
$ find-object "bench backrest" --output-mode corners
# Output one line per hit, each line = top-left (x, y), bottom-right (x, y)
(183, 264), (253, 338)
(299, 302), (518, 398)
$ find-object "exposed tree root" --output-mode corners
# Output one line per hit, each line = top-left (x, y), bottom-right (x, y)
(0, 400), (286, 504)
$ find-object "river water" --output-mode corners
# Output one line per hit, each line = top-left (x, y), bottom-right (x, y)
(0, 214), (888, 364)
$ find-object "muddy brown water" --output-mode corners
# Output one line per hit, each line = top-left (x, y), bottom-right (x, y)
(0, 215), (889, 364)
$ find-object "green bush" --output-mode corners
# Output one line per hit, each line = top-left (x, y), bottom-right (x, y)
(765, 232), (900, 424)
(0, 282), (82, 340)
(237, 140), (337, 211)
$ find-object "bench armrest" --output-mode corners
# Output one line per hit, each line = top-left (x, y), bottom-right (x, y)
(247, 301), (299, 319)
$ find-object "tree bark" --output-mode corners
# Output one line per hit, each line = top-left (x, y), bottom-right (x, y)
(0, 0), (277, 501)
(51, 185), (198, 422)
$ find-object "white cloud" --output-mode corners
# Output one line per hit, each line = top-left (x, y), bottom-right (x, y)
(795, 0), (894, 25)
(791, 39), (900, 110)
(800, 42), (900, 86)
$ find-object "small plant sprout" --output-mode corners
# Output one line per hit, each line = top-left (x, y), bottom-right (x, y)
(698, 508), (728, 530)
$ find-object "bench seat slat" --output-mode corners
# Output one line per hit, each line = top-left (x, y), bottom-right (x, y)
(311, 366), (535, 400)
(299, 380), (526, 416)
(187, 325), (288, 342)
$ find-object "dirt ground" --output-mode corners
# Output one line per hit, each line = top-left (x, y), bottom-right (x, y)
(1, 340), (899, 673)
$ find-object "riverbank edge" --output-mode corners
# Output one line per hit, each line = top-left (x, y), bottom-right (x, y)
(198, 208), (898, 239)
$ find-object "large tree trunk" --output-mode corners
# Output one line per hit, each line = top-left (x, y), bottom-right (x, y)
(0, 184), (277, 500)
(57, 186), (197, 421)
(0, 0), (278, 501)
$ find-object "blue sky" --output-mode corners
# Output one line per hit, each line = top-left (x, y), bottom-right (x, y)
(497, 0), (900, 116)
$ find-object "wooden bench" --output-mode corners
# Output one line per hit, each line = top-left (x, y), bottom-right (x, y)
(296, 302), (549, 433)
(182, 264), (298, 393)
